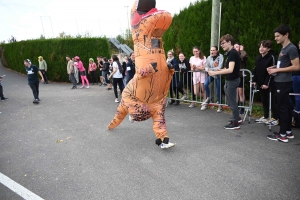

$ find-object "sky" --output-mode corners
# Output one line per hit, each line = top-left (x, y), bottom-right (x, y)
(0, 0), (199, 42)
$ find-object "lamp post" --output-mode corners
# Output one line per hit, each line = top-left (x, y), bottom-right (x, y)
(40, 16), (54, 38)
(124, 6), (130, 38)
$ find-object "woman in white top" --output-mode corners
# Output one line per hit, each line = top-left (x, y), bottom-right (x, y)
(189, 46), (207, 107)
(109, 55), (124, 103)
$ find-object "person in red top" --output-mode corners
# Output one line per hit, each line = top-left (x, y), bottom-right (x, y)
(75, 56), (90, 89)
(88, 58), (98, 85)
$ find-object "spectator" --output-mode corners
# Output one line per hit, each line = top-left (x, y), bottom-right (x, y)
(66, 55), (77, 89)
(234, 43), (248, 114)
(292, 41), (300, 112)
(126, 52), (136, 85)
(208, 34), (241, 130)
(24, 59), (44, 104)
(38, 56), (48, 84)
(109, 55), (124, 103)
(0, 75), (8, 101)
(178, 52), (191, 101)
(167, 50), (182, 105)
(204, 46), (224, 112)
(267, 24), (300, 142)
(75, 56), (90, 89)
(97, 56), (104, 86)
(253, 40), (278, 124)
(189, 46), (207, 108)
(102, 57), (112, 90)
(72, 57), (79, 84)
(118, 54), (127, 87)
(88, 58), (98, 85)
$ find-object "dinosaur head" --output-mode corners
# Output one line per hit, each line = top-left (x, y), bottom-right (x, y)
(131, 0), (157, 26)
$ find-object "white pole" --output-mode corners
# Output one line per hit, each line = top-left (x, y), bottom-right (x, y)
(40, 16), (45, 37)
(218, 2), (222, 50)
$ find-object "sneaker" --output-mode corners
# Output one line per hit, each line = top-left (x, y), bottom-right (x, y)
(99, 83), (103, 86)
(255, 117), (267, 123)
(128, 115), (134, 123)
(204, 97), (211, 104)
(80, 86), (85, 89)
(37, 98), (41, 101)
(115, 99), (119, 103)
(181, 94), (188, 100)
(160, 142), (175, 149)
(33, 99), (39, 104)
(278, 135), (288, 143)
(265, 118), (279, 126)
(1, 97), (8, 101)
(224, 122), (240, 130)
(267, 132), (288, 143)
(189, 102), (196, 108)
(217, 105), (222, 113)
(200, 104), (207, 111)
(286, 132), (294, 139)
(86, 86), (90, 89)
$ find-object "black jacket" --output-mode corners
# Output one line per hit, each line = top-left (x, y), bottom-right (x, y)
(253, 50), (277, 86)
(126, 59), (136, 84)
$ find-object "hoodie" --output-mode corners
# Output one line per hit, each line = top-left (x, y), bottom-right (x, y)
(253, 50), (277, 86)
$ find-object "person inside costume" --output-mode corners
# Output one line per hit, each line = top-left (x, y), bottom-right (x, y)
(107, 0), (175, 149)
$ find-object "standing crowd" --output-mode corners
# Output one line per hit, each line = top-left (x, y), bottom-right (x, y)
(165, 24), (300, 143)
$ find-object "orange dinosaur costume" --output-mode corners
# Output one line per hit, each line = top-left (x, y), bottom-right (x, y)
(107, 0), (175, 148)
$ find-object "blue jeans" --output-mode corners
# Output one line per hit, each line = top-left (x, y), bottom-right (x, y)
(204, 76), (221, 102)
(292, 75), (300, 111)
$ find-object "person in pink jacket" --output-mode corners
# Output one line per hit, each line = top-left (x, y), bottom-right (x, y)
(75, 56), (90, 88)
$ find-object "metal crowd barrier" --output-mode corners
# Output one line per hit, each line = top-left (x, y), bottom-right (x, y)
(166, 69), (255, 123)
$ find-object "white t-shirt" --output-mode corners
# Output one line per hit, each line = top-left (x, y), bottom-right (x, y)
(112, 61), (123, 78)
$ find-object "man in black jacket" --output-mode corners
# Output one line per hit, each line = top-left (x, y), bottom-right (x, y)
(253, 40), (278, 124)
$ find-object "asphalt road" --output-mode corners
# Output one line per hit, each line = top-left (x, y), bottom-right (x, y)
(0, 63), (299, 200)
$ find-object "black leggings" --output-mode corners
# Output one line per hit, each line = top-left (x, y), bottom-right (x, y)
(113, 78), (124, 98)
(90, 71), (98, 84)
(29, 82), (39, 99)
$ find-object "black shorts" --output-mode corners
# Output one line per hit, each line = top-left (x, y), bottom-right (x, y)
(80, 71), (86, 76)
(238, 77), (245, 88)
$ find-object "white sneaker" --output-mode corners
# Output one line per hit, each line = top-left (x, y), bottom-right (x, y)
(181, 94), (188, 100)
(265, 118), (279, 126)
(160, 142), (175, 149)
(189, 102), (196, 108)
(128, 115), (134, 123)
(115, 99), (119, 103)
(255, 116), (267, 123)
(80, 86), (84, 88)
(204, 97), (211, 104)
(86, 86), (90, 89)
(200, 104), (207, 111)
(217, 105), (222, 113)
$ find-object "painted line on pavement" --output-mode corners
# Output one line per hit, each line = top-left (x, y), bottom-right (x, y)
(0, 172), (44, 200)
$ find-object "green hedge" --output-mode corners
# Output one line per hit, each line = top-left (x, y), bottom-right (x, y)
(1, 38), (111, 82)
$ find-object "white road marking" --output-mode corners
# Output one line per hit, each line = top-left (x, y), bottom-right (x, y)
(0, 172), (44, 200)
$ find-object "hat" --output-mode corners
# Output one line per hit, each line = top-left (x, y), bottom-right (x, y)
(74, 56), (80, 60)
(89, 58), (94, 62)
(26, 59), (32, 64)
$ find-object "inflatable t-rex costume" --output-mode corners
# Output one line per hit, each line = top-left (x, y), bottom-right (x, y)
(107, 0), (175, 148)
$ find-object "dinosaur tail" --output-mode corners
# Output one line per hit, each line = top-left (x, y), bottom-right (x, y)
(107, 101), (128, 130)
